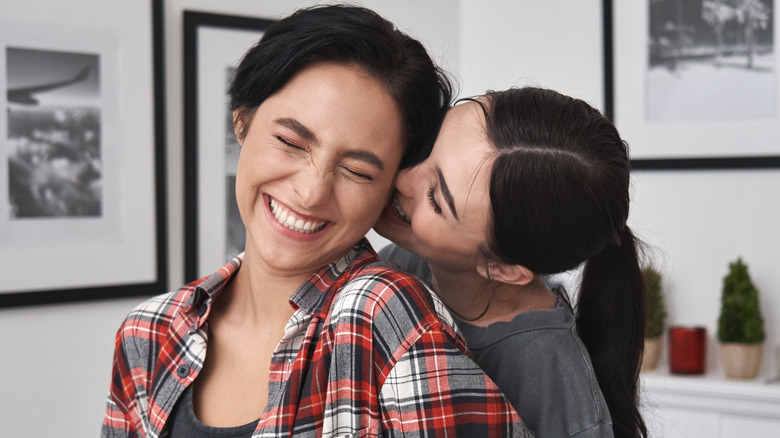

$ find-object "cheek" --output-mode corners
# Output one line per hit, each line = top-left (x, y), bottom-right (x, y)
(349, 182), (394, 219)
(412, 215), (482, 265)
(337, 183), (394, 237)
(410, 213), (448, 250)
(234, 164), (261, 203)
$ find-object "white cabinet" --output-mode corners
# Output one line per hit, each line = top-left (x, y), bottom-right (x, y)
(641, 372), (780, 437)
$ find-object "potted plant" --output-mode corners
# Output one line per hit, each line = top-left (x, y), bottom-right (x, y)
(717, 257), (765, 379)
(642, 265), (666, 371)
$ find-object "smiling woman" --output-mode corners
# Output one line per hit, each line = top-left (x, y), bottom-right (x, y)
(101, 5), (531, 438)
(233, 62), (404, 277)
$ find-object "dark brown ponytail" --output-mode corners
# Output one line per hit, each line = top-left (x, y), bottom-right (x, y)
(578, 226), (647, 438)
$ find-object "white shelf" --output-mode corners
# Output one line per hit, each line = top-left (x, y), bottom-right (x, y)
(640, 369), (780, 437)
(641, 369), (780, 418)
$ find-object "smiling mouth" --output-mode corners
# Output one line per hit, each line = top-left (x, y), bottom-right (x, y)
(392, 196), (412, 224)
(269, 197), (328, 234)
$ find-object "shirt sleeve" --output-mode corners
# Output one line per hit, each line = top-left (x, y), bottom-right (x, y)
(571, 423), (614, 438)
(101, 325), (138, 438)
(100, 291), (180, 438)
(378, 325), (534, 437)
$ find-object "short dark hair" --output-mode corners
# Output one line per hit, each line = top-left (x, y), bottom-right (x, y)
(228, 4), (452, 168)
(481, 87), (648, 438)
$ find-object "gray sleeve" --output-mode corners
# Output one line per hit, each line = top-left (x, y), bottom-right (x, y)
(377, 244), (432, 285)
(571, 423), (614, 438)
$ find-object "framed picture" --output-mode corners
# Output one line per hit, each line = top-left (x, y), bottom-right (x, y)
(184, 11), (275, 282)
(0, 0), (167, 306)
(604, 0), (780, 169)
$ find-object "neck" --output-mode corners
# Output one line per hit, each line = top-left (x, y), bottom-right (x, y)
(216, 249), (309, 328)
(428, 264), (556, 327)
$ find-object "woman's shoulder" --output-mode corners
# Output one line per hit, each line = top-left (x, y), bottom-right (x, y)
(471, 315), (612, 438)
(378, 243), (432, 284)
(116, 286), (193, 340)
(330, 260), (461, 342)
(333, 260), (436, 319)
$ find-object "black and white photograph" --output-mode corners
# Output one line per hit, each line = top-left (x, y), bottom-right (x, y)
(608, 0), (780, 162)
(6, 47), (102, 219)
(647, 0), (775, 121)
(0, 0), (165, 306)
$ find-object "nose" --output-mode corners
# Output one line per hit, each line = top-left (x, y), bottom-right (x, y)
(294, 162), (332, 209)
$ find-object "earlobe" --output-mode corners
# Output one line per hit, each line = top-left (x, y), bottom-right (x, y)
(477, 262), (534, 286)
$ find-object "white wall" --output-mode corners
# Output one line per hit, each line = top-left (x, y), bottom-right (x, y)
(1, 0), (778, 436)
(458, 0), (604, 104)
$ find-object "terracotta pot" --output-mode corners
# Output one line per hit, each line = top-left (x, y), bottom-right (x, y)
(720, 342), (763, 380)
(641, 337), (662, 371)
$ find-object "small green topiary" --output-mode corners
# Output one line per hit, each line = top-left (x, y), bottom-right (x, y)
(717, 258), (765, 344)
(644, 266), (666, 338)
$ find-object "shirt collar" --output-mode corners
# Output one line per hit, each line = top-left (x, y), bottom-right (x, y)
(185, 239), (378, 325)
(185, 253), (242, 328)
(290, 239), (377, 317)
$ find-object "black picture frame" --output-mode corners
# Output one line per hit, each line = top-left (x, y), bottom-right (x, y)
(183, 11), (275, 282)
(603, 0), (780, 170)
(0, 0), (167, 307)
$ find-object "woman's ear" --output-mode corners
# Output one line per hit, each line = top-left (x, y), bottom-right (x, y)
(233, 109), (245, 145)
(476, 262), (534, 286)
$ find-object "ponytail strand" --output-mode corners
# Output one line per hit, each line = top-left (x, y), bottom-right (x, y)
(577, 226), (647, 438)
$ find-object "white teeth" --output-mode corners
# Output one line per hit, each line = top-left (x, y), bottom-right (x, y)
(269, 197), (327, 234)
(393, 197), (412, 224)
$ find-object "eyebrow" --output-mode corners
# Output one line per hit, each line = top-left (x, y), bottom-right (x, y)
(274, 117), (384, 171)
(274, 117), (318, 144)
(437, 168), (458, 220)
(342, 150), (384, 171)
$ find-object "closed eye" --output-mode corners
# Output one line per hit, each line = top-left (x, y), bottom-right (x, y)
(342, 166), (374, 181)
(427, 186), (442, 214)
(276, 136), (306, 152)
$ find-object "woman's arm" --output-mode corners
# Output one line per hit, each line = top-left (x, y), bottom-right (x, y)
(378, 326), (533, 437)
(101, 290), (193, 438)
(101, 328), (139, 438)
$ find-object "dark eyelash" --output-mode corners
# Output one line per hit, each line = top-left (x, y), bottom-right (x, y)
(344, 167), (373, 182)
(427, 186), (442, 214)
(276, 136), (305, 151)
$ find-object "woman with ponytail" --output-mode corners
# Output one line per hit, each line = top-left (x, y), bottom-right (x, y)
(375, 86), (647, 437)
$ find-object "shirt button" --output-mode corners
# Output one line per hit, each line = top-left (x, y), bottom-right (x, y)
(177, 364), (190, 378)
(198, 303), (208, 316)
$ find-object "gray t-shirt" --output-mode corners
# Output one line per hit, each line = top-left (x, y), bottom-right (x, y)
(168, 385), (259, 438)
(379, 244), (613, 438)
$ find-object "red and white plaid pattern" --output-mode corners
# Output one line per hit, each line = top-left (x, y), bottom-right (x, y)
(102, 240), (531, 437)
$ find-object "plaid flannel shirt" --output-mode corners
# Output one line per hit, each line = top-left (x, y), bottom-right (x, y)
(102, 240), (532, 437)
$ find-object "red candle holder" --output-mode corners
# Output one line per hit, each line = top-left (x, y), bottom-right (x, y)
(668, 326), (707, 375)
